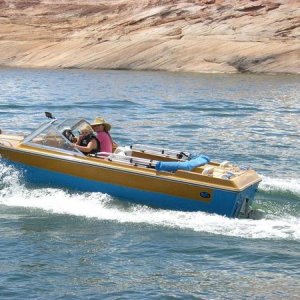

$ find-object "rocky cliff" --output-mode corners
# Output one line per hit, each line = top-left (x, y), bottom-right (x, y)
(0, 0), (299, 73)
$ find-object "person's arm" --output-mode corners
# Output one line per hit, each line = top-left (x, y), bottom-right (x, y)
(76, 134), (84, 145)
(75, 139), (97, 153)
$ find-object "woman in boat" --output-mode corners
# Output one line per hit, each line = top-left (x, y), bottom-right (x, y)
(90, 117), (117, 153)
(74, 124), (100, 155)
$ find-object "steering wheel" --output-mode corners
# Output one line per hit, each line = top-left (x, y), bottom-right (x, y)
(62, 129), (76, 143)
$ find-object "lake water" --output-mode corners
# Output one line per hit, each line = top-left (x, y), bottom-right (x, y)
(0, 67), (299, 299)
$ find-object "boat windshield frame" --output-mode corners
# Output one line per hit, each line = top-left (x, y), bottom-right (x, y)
(21, 118), (90, 157)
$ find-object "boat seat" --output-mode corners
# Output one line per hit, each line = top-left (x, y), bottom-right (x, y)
(220, 161), (231, 168)
(202, 166), (214, 176)
(113, 146), (132, 156)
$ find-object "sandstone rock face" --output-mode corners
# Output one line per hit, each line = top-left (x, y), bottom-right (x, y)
(0, 0), (299, 73)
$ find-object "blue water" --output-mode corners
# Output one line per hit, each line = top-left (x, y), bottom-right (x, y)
(0, 67), (299, 299)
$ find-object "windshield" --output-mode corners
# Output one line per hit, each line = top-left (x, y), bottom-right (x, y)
(22, 118), (89, 156)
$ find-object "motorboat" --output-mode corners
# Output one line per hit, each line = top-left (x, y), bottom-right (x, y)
(0, 113), (261, 218)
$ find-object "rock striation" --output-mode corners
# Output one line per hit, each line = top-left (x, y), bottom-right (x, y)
(0, 0), (299, 73)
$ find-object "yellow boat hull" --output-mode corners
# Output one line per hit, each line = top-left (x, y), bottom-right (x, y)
(0, 140), (261, 217)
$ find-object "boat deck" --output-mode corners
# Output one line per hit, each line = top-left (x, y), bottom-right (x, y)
(0, 132), (261, 191)
(0, 133), (24, 148)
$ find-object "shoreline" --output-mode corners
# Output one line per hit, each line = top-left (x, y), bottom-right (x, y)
(1, 64), (299, 76)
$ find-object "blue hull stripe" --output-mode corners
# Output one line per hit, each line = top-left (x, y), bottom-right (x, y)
(12, 161), (258, 217)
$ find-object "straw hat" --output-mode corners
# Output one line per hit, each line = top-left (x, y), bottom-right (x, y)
(90, 117), (111, 131)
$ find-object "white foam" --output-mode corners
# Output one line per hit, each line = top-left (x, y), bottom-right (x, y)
(1, 184), (299, 241)
(259, 175), (300, 195)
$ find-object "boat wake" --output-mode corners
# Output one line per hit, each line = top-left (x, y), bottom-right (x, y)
(259, 175), (300, 196)
(0, 164), (299, 241)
